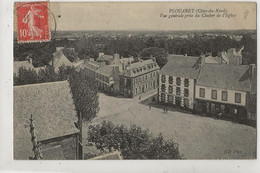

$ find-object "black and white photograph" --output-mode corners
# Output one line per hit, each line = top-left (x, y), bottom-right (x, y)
(11, 1), (257, 161)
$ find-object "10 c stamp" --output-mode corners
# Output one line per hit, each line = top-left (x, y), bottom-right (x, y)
(16, 2), (50, 43)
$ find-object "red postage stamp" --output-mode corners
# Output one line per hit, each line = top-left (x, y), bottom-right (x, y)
(16, 2), (50, 43)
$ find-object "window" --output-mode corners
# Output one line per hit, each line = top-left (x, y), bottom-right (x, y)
(184, 79), (189, 87)
(199, 88), (205, 98)
(211, 90), (217, 100)
(169, 76), (173, 84)
(153, 72), (155, 77)
(161, 84), (166, 92)
(176, 77), (181, 86)
(235, 93), (241, 103)
(169, 86), (173, 94)
(161, 75), (166, 83)
(176, 87), (181, 96)
(222, 91), (228, 101)
(145, 75), (147, 80)
(136, 88), (138, 94)
(150, 73), (152, 78)
(184, 88), (189, 97)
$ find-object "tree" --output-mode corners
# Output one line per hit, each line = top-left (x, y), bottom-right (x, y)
(68, 69), (99, 121)
(88, 121), (183, 159)
(38, 66), (58, 83)
(14, 67), (39, 86)
(240, 34), (257, 65)
(141, 47), (168, 68)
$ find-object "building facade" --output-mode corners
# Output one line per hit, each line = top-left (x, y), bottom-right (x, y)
(158, 55), (201, 110)
(119, 59), (159, 98)
(195, 63), (256, 120)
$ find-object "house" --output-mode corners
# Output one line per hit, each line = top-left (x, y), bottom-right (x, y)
(76, 58), (120, 95)
(195, 63), (256, 120)
(158, 55), (201, 109)
(14, 81), (80, 160)
(119, 59), (159, 98)
(13, 58), (34, 75)
(49, 47), (73, 71)
(96, 65), (120, 95)
(220, 47), (244, 65)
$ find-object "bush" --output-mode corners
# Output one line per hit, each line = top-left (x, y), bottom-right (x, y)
(88, 121), (183, 159)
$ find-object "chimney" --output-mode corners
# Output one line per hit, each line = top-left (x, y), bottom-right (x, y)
(185, 54), (187, 57)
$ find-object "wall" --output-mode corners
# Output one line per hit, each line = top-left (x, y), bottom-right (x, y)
(132, 70), (158, 97)
(158, 74), (195, 109)
(195, 85), (247, 106)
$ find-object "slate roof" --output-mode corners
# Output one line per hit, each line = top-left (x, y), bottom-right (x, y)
(205, 56), (222, 64)
(76, 60), (101, 72)
(96, 65), (115, 77)
(197, 64), (252, 92)
(13, 61), (34, 74)
(14, 81), (79, 159)
(120, 59), (159, 77)
(160, 55), (200, 79)
(49, 51), (73, 68)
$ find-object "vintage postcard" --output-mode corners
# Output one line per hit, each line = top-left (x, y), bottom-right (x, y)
(13, 1), (256, 161)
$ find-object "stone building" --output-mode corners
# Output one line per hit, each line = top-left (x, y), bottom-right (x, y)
(119, 59), (159, 98)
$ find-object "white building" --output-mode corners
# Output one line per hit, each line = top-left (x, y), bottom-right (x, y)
(195, 63), (256, 120)
(158, 55), (201, 110)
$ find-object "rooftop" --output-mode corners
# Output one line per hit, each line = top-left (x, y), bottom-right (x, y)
(96, 65), (116, 77)
(197, 64), (252, 92)
(49, 50), (73, 68)
(120, 59), (159, 77)
(13, 61), (34, 74)
(14, 81), (79, 159)
(160, 54), (200, 79)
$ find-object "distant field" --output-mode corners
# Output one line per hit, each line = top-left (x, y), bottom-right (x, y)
(85, 93), (256, 159)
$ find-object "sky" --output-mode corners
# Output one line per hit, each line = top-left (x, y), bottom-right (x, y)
(47, 2), (256, 31)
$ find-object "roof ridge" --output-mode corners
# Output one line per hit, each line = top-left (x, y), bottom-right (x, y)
(14, 80), (68, 88)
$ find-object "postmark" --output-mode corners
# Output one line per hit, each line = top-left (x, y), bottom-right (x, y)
(16, 2), (50, 43)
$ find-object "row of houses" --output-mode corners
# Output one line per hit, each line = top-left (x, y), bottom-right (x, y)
(158, 49), (256, 121)
(76, 53), (160, 97)
(14, 47), (83, 75)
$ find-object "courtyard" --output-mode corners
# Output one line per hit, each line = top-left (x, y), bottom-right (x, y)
(85, 92), (256, 159)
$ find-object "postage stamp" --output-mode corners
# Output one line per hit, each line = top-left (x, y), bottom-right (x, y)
(16, 2), (50, 43)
